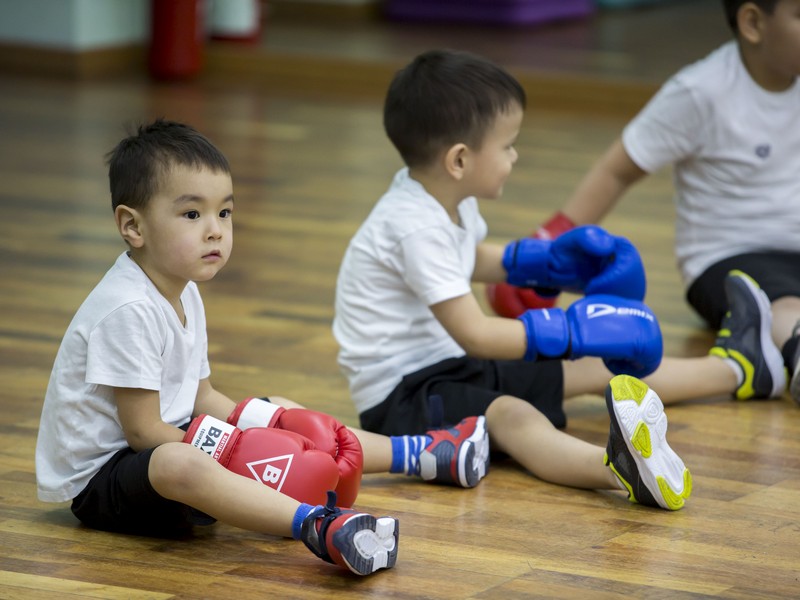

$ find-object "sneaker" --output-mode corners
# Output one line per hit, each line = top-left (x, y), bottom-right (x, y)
(301, 491), (398, 576)
(604, 375), (692, 511)
(419, 416), (490, 488)
(709, 270), (786, 400)
(788, 321), (800, 405)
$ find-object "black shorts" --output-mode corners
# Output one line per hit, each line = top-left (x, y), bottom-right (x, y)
(359, 356), (565, 436)
(686, 251), (800, 330)
(71, 443), (215, 536)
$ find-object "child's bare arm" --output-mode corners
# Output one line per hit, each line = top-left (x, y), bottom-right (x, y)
(115, 387), (184, 450)
(194, 378), (238, 420)
(115, 381), (238, 451)
(472, 242), (506, 284)
(562, 137), (647, 225)
(430, 292), (527, 360)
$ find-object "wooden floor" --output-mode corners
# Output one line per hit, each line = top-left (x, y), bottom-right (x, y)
(1, 3), (799, 598)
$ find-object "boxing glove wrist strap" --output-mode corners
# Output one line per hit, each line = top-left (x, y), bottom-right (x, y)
(519, 308), (570, 361)
(502, 238), (551, 288)
(230, 397), (279, 429)
(184, 414), (238, 462)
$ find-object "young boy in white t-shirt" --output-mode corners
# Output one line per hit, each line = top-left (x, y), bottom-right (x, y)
(35, 119), (408, 576)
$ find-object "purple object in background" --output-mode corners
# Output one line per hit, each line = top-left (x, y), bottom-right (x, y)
(384, 0), (595, 26)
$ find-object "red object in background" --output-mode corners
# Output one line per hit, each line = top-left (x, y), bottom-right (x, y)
(149, 0), (206, 80)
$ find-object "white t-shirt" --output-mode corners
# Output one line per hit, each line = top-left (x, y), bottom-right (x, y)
(622, 41), (800, 286)
(333, 168), (488, 414)
(36, 252), (210, 503)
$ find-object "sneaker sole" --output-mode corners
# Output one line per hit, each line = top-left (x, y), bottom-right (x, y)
(605, 375), (692, 511)
(457, 415), (490, 488)
(722, 271), (786, 399)
(334, 514), (399, 576)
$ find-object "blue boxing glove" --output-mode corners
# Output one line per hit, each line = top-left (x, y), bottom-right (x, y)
(502, 226), (646, 301)
(518, 294), (663, 378)
(583, 236), (646, 301)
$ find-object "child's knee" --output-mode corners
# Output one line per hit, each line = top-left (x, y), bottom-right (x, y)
(149, 442), (208, 495)
(486, 395), (540, 430)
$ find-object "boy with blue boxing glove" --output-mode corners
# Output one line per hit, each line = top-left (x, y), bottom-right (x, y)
(334, 50), (773, 512)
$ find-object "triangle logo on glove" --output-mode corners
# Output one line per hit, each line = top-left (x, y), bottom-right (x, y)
(246, 454), (294, 493)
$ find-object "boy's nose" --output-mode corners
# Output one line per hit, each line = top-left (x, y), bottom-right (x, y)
(207, 218), (223, 239)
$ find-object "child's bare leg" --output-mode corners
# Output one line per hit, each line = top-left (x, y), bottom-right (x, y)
(561, 358), (612, 398)
(645, 356), (738, 403)
(149, 442), (298, 536)
(562, 356), (738, 405)
(351, 429), (393, 473)
(771, 296), (800, 347)
(148, 442), (400, 575)
(484, 395), (617, 489)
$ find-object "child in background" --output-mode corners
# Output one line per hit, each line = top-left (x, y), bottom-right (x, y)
(492, 0), (800, 403)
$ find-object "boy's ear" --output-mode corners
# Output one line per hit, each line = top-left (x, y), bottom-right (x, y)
(737, 3), (764, 44)
(114, 205), (144, 248)
(444, 143), (469, 180)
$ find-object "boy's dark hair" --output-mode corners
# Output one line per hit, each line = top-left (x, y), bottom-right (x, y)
(722, 0), (779, 34)
(383, 50), (526, 169)
(106, 118), (230, 211)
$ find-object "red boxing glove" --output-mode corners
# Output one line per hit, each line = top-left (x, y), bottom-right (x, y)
(229, 399), (364, 507)
(486, 211), (576, 318)
(184, 414), (339, 506)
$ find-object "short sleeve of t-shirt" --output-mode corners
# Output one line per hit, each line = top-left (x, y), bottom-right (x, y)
(85, 301), (167, 391)
(399, 225), (473, 307)
(623, 77), (707, 173)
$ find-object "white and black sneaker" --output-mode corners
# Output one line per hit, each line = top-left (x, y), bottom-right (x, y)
(604, 375), (692, 511)
(709, 270), (786, 400)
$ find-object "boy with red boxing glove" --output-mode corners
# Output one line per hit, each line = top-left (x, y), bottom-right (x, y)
(35, 120), (484, 576)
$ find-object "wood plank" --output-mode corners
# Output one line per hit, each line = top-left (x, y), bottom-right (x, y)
(0, 571), (174, 599)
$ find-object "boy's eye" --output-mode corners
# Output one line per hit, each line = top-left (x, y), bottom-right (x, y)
(219, 208), (232, 218)
(185, 210), (200, 220)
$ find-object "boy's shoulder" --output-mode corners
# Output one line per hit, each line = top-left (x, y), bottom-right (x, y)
(361, 169), (449, 235)
(73, 253), (157, 324)
(672, 41), (740, 91)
